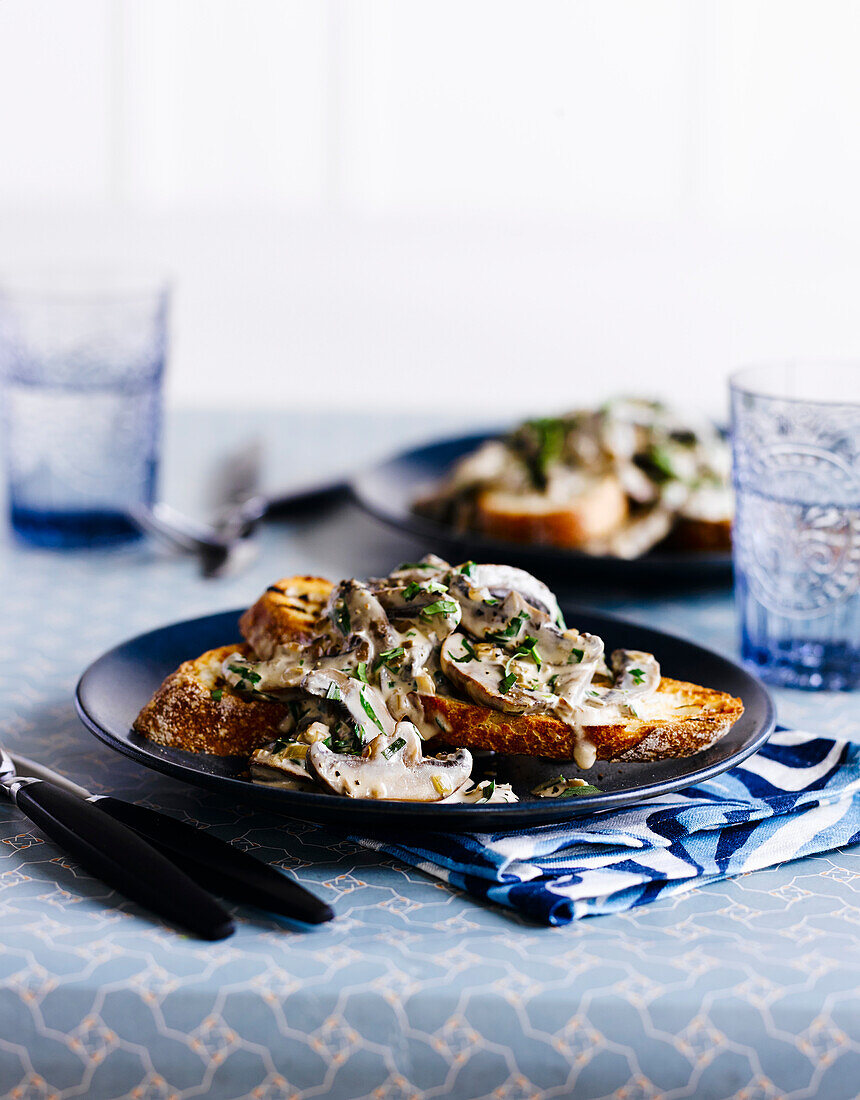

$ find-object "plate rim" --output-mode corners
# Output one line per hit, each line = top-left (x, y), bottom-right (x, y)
(75, 605), (776, 829)
(350, 428), (733, 573)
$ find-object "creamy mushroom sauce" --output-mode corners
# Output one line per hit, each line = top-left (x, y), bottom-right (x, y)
(419, 397), (731, 558)
(227, 556), (662, 802)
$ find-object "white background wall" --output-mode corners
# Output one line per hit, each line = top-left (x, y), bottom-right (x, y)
(1, 0), (859, 417)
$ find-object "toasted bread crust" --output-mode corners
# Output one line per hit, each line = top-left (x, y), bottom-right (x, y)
(418, 677), (742, 761)
(474, 478), (628, 549)
(137, 575), (744, 764)
(239, 575), (333, 658)
(662, 516), (733, 553)
(133, 644), (288, 756)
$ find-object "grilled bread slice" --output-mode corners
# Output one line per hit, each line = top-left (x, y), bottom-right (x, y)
(239, 575), (332, 659)
(421, 678), (742, 761)
(473, 477), (628, 550)
(135, 576), (743, 763)
(134, 643), (288, 756)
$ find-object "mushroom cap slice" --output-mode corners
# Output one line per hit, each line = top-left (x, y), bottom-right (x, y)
(308, 723), (472, 801)
(439, 632), (549, 715)
(586, 650), (661, 711)
(302, 668), (397, 739)
(466, 563), (562, 623)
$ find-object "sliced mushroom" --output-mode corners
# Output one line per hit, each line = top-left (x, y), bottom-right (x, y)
(463, 563), (562, 624)
(583, 649), (661, 711)
(532, 623), (604, 668)
(439, 632), (549, 714)
(302, 668), (397, 739)
(308, 722), (472, 801)
(249, 728), (331, 787)
(386, 554), (451, 584)
(327, 579), (399, 650)
(373, 581), (462, 638)
(448, 581), (541, 642)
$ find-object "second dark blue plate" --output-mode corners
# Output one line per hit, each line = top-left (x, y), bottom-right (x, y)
(351, 430), (733, 584)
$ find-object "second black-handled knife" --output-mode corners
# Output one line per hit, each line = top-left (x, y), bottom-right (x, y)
(12, 754), (334, 925)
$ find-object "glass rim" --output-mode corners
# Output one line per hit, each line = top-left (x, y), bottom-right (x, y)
(0, 265), (172, 304)
(730, 360), (860, 408)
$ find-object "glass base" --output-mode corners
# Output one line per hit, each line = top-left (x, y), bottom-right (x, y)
(742, 635), (860, 692)
(11, 505), (143, 548)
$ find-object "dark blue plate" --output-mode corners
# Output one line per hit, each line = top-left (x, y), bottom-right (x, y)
(75, 605), (774, 830)
(351, 430), (733, 584)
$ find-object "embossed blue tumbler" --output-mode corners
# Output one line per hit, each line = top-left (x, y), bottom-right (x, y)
(0, 271), (168, 548)
(731, 363), (860, 690)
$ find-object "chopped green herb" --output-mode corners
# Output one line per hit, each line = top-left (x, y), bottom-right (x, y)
(589, 690), (600, 697)
(421, 599), (459, 618)
(228, 663), (262, 685)
(641, 444), (676, 482)
(561, 784), (602, 797)
(500, 672), (517, 693)
(511, 636), (541, 668)
(382, 736), (407, 760)
(333, 601), (351, 636)
(555, 609), (567, 630)
(210, 687), (223, 701)
(359, 689), (386, 733)
(402, 578), (448, 601)
(325, 682), (343, 703)
(547, 675), (558, 692)
(396, 561), (436, 571)
(480, 779), (496, 802)
(454, 637), (478, 662)
(373, 645), (405, 672)
(514, 417), (565, 489)
(458, 561), (476, 577)
(487, 610), (529, 643)
(629, 668), (645, 685)
(567, 648), (584, 664)
(355, 662), (369, 683)
(483, 597), (499, 606)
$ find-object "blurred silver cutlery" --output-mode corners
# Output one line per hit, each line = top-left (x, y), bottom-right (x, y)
(130, 436), (347, 577)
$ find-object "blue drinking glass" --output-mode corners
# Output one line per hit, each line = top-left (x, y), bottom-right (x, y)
(731, 362), (860, 691)
(0, 272), (168, 548)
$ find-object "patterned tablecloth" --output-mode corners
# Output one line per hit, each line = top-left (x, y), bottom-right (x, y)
(1, 411), (859, 1100)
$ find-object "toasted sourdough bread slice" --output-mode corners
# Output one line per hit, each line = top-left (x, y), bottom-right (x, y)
(239, 575), (333, 659)
(473, 477), (628, 550)
(420, 678), (741, 761)
(135, 576), (743, 763)
(134, 643), (289, 756)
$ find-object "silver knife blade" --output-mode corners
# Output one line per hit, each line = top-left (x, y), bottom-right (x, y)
(11, 754), (93, 799)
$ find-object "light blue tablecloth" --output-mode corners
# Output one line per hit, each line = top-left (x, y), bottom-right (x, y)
(2, 411), (859, 1100)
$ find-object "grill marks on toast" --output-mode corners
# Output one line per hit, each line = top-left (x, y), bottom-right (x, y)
(239, 575), (333, 658)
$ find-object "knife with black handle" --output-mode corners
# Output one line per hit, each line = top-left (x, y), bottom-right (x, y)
(11, 781), (235, 940)
(12, 754), (334, 924)
(91, 797), (334, 924)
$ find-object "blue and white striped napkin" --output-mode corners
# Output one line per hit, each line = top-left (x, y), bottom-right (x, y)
(356, 730), (860, 925)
